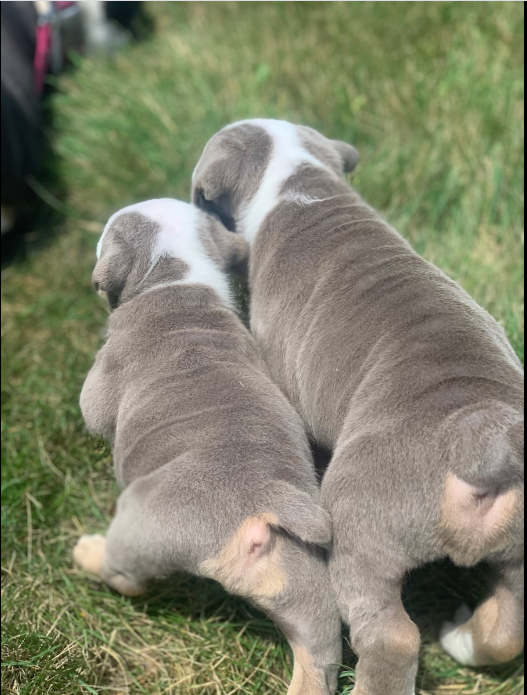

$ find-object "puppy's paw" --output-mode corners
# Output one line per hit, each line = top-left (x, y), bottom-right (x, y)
(73, 534), (106, 576)
(440, 604), (477, 667)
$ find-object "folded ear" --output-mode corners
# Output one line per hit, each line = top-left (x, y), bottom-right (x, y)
(192, 135), (240, 232)
(193, 124), (273, 232)
(332, 139), (360, 174)
(93, 210), (161, 310)
(92, 241), (132, 310)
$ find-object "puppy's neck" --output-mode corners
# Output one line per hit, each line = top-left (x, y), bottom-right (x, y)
(235, 120), (334, 245)
(132, 282), (228, 313)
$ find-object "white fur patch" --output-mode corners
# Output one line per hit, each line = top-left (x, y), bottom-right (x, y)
(440, 605), (478, 667)
(98, 199), (232, 306)
(226, 119), (333, 244)
(281, 191), (331, 207)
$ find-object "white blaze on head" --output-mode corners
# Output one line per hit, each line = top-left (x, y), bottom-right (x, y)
(97, 199), (232, 306)
(225, 119), (331, 244)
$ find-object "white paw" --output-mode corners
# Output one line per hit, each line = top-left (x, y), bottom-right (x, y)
(440, 604), (477, 667)
(73, 534), (106, 575)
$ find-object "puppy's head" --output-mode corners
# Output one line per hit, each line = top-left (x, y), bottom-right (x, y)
(94, 199), (247, 310)
(192, 119), (359, 234)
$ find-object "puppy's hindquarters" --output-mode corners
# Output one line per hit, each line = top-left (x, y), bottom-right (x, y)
(440, 419), (525, 666)
(74, 470), (176, 597)
(440, 416), (524, 566)
(201, 483), (341, 695)
(321, 418), (524, 694)
(74, 472), (341, 695)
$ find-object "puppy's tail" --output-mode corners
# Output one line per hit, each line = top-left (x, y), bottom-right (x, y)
(478, 419), (524, 489)
(200, 485), (332, 600)
(444, 418), (524, 567)
(267, 482), (333, 547)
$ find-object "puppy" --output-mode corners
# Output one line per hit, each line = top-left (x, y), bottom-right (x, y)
(193, 120), (525, 695)
(74, 199), (341, 695)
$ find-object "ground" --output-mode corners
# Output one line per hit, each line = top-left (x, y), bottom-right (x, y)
(1, 2), (524, 694)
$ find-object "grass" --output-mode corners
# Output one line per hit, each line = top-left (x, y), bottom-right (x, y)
(1, 2), (524, 694)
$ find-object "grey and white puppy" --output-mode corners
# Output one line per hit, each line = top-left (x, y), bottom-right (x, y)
(74, 199), (341, 695)
(192, 120), (525, 695)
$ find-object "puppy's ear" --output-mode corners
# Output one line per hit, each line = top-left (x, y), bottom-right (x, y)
(93, 211), (159, 310)
(192, 136), (239, 232)
(92, 241), (132, 311)
(193, 124), (272, 232)
(332, 140), (360, 174)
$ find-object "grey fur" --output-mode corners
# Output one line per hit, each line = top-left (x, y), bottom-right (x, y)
(76, 199), (341, 694)
(193, 121), (525, 694)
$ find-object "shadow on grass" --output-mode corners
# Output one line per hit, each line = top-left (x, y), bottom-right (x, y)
(132, 572), (283, 647)
(408, 561), (524, 691)
(116, 533), (522, 693)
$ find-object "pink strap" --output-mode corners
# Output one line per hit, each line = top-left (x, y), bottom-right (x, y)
(34, 22), (52, 94)
(34, 1), (77, 94)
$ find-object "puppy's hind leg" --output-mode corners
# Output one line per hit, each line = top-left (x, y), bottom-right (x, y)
(331, 554), (420, 695)
(74, 533), (145, 597)
(441, 562), (524, 666)
(74, 473), (177, 597)
(270, 543), (342, 695)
